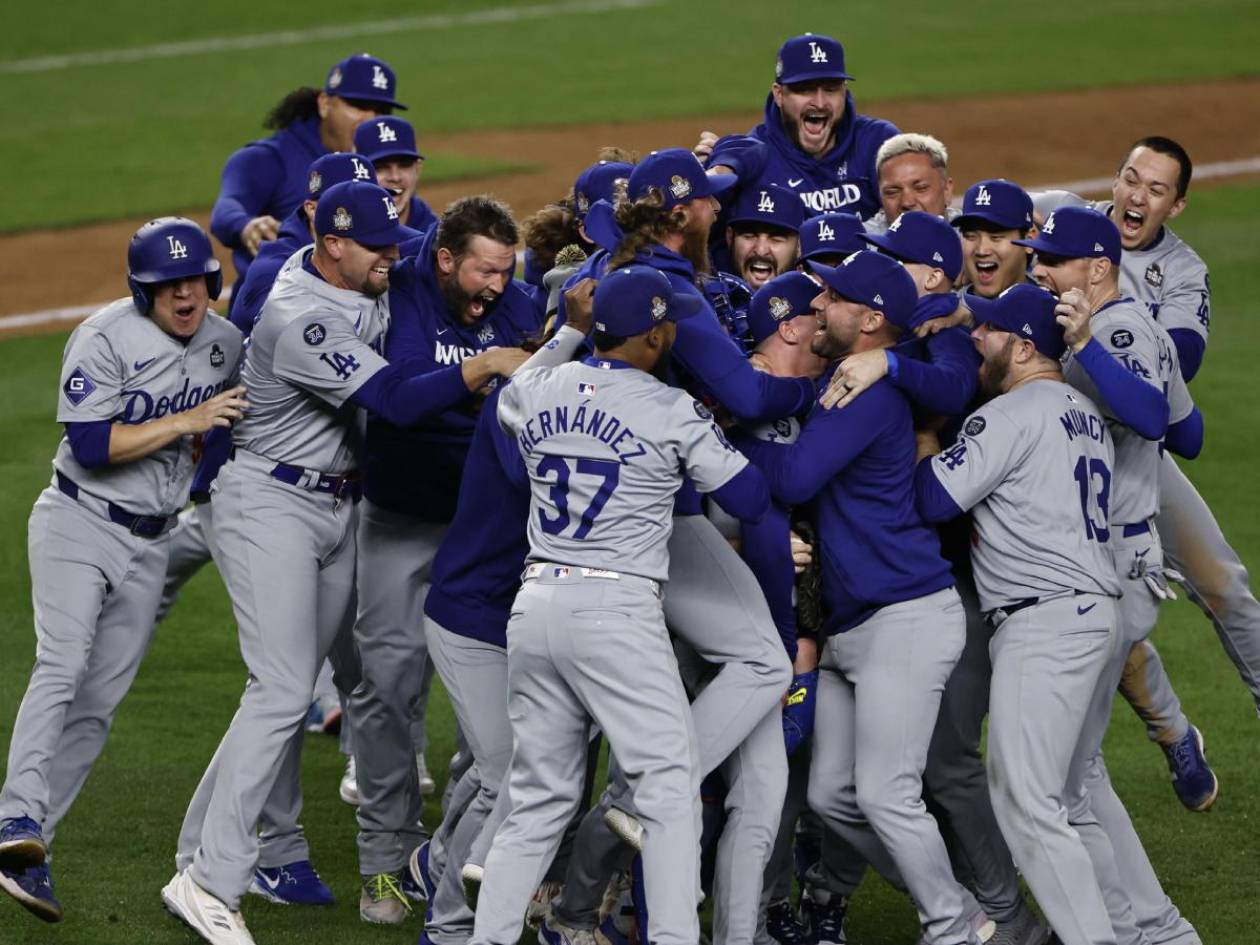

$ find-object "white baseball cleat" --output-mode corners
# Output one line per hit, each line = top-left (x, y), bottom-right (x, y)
(162, 870), (256, 945)
(461, 861), (484, 909)
(602, 807), (643, 852)
(340, 756), (360, 806)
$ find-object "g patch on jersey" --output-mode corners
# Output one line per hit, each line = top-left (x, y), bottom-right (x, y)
(64, 366), (97, 406)
(304, 323), (327, 346)
(964, 416), (987, 436)
(1111, 329), (1134, 349)
(210, 343), (226, 368)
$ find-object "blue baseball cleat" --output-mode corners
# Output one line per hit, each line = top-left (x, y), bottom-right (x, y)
(248, 859), (335, 906)
(409, 839), (436, 903)
(1164, 725), (1219, 812)
(0, 862), (63, 923)
(0, 816), (47, 872)
(766, 898), (814, 945)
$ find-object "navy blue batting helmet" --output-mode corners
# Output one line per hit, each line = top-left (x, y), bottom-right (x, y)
(127, 217), (222, 313)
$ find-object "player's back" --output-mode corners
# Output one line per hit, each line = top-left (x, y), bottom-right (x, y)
(499, 359), (743, 582)
(955, 379), (1122, 611)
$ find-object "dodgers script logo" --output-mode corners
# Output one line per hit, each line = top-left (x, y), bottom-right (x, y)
(120, 377), (229, 424)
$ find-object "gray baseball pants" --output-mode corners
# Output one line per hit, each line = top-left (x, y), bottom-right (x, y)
(1118, 455), (1260, 745)
(1068, 526), (1200, 945)
(156, 502), (214, 623)
(182, 453), (358, 909)
(471, 568), (701, 945)
(0, 489), (168, 846)
(807, 587), (971, 945)
(987, 593), (1118, 945)
(349, 499), (440, 875)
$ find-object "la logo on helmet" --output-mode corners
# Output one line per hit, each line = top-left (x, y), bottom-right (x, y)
(167, 236), (188, 259)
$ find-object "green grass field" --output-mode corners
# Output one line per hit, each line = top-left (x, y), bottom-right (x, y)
(3, 1), (1260, 942)
(4, 0), (1260, 231)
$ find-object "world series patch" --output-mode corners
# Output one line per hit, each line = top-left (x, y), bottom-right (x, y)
(210, 343), (225, 367)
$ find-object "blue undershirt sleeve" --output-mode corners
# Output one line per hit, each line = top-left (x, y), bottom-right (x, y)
(739, 500), (799, 660)
(348, 362), (471, 428)
(1168, 328), (1205, 383)
(1164, 405), (1204, 460)
(211, 147), (283, 249)
(709, 463), (770, 523)
(913, 456), (966, 523)
(890, 330), (980, 416)
(1074, 337), (1170, 440)
(65, 420), (112, 469)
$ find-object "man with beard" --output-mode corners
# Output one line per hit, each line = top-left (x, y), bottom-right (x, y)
(163, 181), (474, 945)
(913, 284), (1124, 945)
(735, 251), (978, 945)
(348, 195), (538, 924)
(696, 33), (898, 221)
(354, 116), (438, 233)
(554, 148), (806, 945)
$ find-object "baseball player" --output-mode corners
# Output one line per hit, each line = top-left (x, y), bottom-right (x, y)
(211, 53), (406, 307)
(1021, 206), (1203, 945)
(1035, 137), (1243, 810)
(698, 33), (899, 220)
(0, 218), (243, 924)
(797, 211), (867, 267)
(725, 184), (804, 292)
(349, 195), (539, 924)
(736, 251), (980, 945)
(472, 263), (771, 945)
(914, 283), (1124, 945)
(353, 115), (438, 233)
(160, 180), (506, 945)
(954, 180), (1037, 299)
(862, 132), (956, 235)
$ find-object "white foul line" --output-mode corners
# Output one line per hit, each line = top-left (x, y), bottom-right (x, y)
(5, 155), (1260, 333)
(0, 0), (662, 75)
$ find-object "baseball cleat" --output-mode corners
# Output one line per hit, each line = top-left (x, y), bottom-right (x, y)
(1164, 725), (1219, 812)
(162, 870), (256, 945)
(0, 816), (47, 872)
(539, 905), (599, 945)
(766, 898), (813, 945)
(801, 889), (849, 945)
(416, 752), (436, 795)
(461, 861), (484, 910)
(602, 807), (643, 852)
(409, 839), (436, 903)
(339, 755), (360, 806)
(247, 859), (334, 906)
(527, 879), (564, 929)
(0, 862), (63, 923)
(988, 902), (1051, 945)
(359, 871), (413, 925)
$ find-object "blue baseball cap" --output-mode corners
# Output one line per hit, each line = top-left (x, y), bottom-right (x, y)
(593, 265), (703, 336)
(1013, 206), (1122, 265)
(775, 34), (852, 85)
(951, 179), (1033, 232)
(325, 54), (406, 110)
(727, 184), (805, 233)
(809, 250), (917, 329)
(354, 116), (423, 163)
(747, 272), (820, 345)
(574, 161), (634, 219)
(966, 283), (1066, 360)
(861, 210), (962, 281)
(306, 152), (376, 199)
(315, 180), (412, 246)
(628, 148), (738, 209)
(799, 212), (866, 261)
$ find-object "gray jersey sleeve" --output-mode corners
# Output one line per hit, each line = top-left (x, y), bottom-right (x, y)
(930, 405), (1026, 513)
(273, 311), (389, 408)
(670, 395), (749, 495)
(1154, 247), (1210, 340)
(56, 325), (125, 423)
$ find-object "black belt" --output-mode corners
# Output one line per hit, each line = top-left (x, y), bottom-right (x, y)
(1121, 521), (1150, 537)
(269, 461), (362, 501)
(55, 470), (177, 539)
(984, 589), (1091, 627)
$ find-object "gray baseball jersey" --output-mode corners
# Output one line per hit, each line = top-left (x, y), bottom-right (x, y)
(233, 249), (390, 473)
(1031, 191), (1210, 344)
(862, 205), (960, 237)
(53, 298), (242, 516)
(1062, 298), (1193, 526)
(497, 358), (748, 582)
(929, 379), (1122, 612)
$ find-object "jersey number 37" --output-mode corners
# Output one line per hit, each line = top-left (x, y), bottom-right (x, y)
(537, 456), (620, 539)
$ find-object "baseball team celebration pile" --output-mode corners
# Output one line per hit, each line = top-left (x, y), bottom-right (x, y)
(1, 31), (1250, 945)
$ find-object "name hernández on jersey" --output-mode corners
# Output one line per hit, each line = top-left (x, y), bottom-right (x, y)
(515, 403), (648, 464)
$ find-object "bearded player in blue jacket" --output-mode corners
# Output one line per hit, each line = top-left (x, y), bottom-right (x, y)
(696, 34), (898, 222)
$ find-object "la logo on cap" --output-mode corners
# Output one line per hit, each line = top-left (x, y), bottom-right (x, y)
(372, 65), (389, 90)
(377, 121), (397, 143)
(1042, 213), (1056, 234)
(975, 185), (992, 207)
(757, 191), (775, 213)
(351, 157), (371, 180)
(1023, 322), (1033, 334)
(809, 41), (828, 63)
(383, 197), (399, 220)
(818, 221), (835, 241)
(888, 215), (903, 232)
